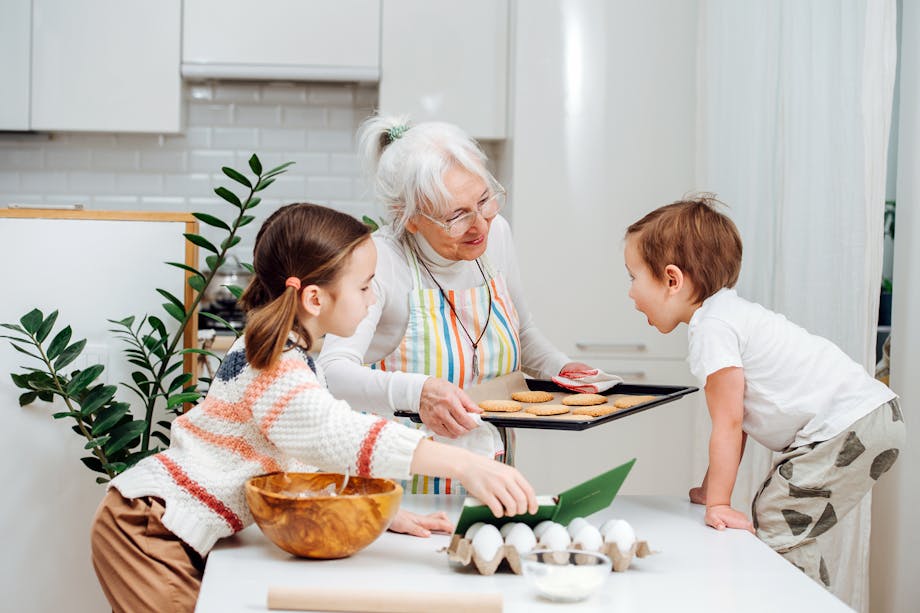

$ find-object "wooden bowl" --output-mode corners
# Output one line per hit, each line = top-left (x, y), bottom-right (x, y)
(245, 472), (403, 559)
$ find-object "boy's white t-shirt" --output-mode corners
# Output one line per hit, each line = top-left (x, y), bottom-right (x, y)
(687, 288), (896, 452)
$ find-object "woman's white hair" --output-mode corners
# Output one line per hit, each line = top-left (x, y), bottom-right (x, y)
(357, 113), (500, 237)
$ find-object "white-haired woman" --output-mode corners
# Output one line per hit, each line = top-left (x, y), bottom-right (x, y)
(318, 115), (590, 496)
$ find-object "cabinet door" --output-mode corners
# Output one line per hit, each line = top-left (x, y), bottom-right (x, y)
(514, 359), (708, 497)
(379, 0), (508, 140)
(31, 0), (182, 133)
(182, 0), (380, 81)
(0, 0), (31, 130)
(510, 1), (699, 359)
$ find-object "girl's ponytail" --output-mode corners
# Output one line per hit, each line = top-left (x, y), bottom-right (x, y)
(241, 284), (307, 370)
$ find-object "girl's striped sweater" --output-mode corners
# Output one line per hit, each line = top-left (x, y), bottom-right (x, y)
(110, 337), (426, 555)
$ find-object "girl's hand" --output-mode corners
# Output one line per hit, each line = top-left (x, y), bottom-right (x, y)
(419, 377), (481, 438)
(457, 454), (538, 518)
(387, 509), (453, 538)
(705, 504), (754, 533)
(689, 486), (707, 505)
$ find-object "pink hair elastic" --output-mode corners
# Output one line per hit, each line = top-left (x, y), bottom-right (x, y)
(285, 277), (301, 290)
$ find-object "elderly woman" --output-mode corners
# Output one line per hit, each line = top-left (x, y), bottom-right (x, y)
(318, 115), (589, 495)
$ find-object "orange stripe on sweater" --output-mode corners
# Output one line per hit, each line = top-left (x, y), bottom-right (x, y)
(156, 455), (244, 532)
(230, 358), (312, 419)
(177, 420), (281, 474)
(356, 418), (388, 477)
(199, 395), (251, 423)
(258, 381), (320, 435)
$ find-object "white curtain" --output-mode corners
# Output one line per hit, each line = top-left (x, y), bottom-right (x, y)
(695, 1), (897, 610)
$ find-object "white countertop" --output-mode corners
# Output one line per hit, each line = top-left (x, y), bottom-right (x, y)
(195, 495), (851, 612)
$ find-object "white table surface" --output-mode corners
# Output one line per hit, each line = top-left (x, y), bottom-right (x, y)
(195, 495), (851, 612)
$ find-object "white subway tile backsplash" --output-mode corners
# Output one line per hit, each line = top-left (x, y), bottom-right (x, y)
(212, 127), (259, 150)
(0, 82), (380, 223)
(259, 128), (307, 150)
(235, 104), (282, 127)
(115, 173), (163, 195)
(306, 129), (353, 152)
(68, 171), (116, 193)
(140, 151), (188, 173)
(306, 177), (353, 200)
(21, 171), (67, 191)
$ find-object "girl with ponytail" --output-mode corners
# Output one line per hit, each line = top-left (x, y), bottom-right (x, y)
(90, 203), (538, 613)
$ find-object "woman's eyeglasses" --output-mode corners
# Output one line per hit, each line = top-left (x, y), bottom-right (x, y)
(420, 190), (506, 237)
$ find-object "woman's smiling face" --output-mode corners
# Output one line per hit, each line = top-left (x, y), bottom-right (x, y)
(406, 165), (493, 261)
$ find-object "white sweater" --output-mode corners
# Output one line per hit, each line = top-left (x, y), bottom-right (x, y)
(318, 215), (570, 415)
(111, 338), (425, 555)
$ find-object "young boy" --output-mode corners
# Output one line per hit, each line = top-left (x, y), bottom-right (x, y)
(624, 196), (904, 588)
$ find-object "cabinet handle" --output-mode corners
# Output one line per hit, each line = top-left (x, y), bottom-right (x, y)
(615, 371), (647, 380)
(575, 342), (647, 353)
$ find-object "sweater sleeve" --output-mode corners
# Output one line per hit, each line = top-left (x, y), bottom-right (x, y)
(250, 354), (425, 479)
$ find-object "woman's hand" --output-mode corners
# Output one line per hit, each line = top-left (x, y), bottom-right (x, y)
(559, 362), (595, 377)
(419, 377), (482, 438)
(704, 504), (754, 533)
(387, 509), (453, 537)
(456, 454), (539, 519)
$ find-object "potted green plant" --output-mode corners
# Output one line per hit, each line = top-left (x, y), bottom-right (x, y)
(1, 154), (292, 483)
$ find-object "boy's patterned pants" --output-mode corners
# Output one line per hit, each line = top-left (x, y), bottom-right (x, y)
(752, 399), (905, 588)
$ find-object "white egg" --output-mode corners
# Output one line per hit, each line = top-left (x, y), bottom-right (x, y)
(539, 523), (571, 550)
(566, 517), (590, 538)
(601, 519), (636, 552)
(464, 521), (486, 541)
(471, 524), (504, 561)
(533, 520), (558, 540)
(500, 522), (522, 538)
(503, 523), (537, 554)
(572, 524), (603, 551)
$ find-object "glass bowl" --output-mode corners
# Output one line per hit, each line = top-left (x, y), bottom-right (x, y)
(520, 549), (611, 602)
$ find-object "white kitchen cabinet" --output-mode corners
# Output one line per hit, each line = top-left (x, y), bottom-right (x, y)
(510, 0), (699, 361)
(515, 359), (707, 497)
(31, 0), (182, 133)
(0, 0), (31, 130)
(379, 0), (509, 140)
(182, 0), (380, 81)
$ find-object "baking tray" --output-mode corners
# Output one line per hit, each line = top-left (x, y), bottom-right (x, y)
(394, 378), (698, 431)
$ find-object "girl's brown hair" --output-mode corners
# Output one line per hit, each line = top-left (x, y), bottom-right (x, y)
(625, 194), (742, 304)
(238, 203), (370, 369)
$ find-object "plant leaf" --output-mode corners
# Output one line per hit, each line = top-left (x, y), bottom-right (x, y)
(205, 255), (222, 271)
(245, 196), (261, 210)
(248, 154), (262, 174)
(220, 235), (241, 250)
(240, 262), (254, 274)
(18, 391), (38, 406)
(238, 215), (256, 227)
(162, 303), (186, 323)
(151, 431), (171, 446)
(92, 402), (131, 435)
(222, 166), (252, 188)
(156, 289), (184, 310)
(0, 322), (26, 333)
(54, 339), (87, 370)
(254, 178), (275, 192)
(188, 276), (206, 292)
(104, 421), (147, 455)
(168, 372), (193, 393)
(46, 326), (73, 361)
(85, 435), (110, 449)
(180, 347), (222, 360)
(20, 309), (43, 334)
(10, 343), (42, 361)
(36, 310), (59, 343)
(166, 261), (206, 278)
(193, 212), (231, 231)
(214, 186), (242, 208)
(80, 456), (105, 473)
(200, 311), (240, 333)
(166, 392), (200, 409)
(266, 161), (295, 175)
(225, 285), (244, 299)
(80, 384), (117, 416)
(184, 233), (219, 254)
(66, 364), (105, 395)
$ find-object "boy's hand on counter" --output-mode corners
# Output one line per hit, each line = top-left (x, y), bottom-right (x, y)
(388, 509), (453, 538)
(705, 504), (754, 533)
(689, 486), (706, 505)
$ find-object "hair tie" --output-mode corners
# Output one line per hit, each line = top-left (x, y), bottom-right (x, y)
(385, 124), (410, 145)
(285, 277), (301, 290)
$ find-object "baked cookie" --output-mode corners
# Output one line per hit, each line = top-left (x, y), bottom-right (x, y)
(478, 400), (522, 412)
(572, 405), (620, 418)
(511, 390), (555, 403)
(613, 395), (657, 409)
(524, 404), (570, 416)
(561, 393), (608, 407)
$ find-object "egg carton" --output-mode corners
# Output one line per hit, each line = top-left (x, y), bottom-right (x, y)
(444, 534), (654, 575)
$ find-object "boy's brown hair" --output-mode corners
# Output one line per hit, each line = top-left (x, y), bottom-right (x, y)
(625, 194), (742, 304)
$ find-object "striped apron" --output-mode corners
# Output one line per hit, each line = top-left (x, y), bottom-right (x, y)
(370, 245), (522, 495)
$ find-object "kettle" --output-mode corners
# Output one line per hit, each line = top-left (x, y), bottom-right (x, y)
(201, 255), (253, 310)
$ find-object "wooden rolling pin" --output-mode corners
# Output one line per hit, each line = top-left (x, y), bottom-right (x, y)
(267, 586), (503, 612)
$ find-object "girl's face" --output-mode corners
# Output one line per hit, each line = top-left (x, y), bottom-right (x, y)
(407, 165), (493, 262)
(624, 234), (688, 334)
(316, 238), (378, 338)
